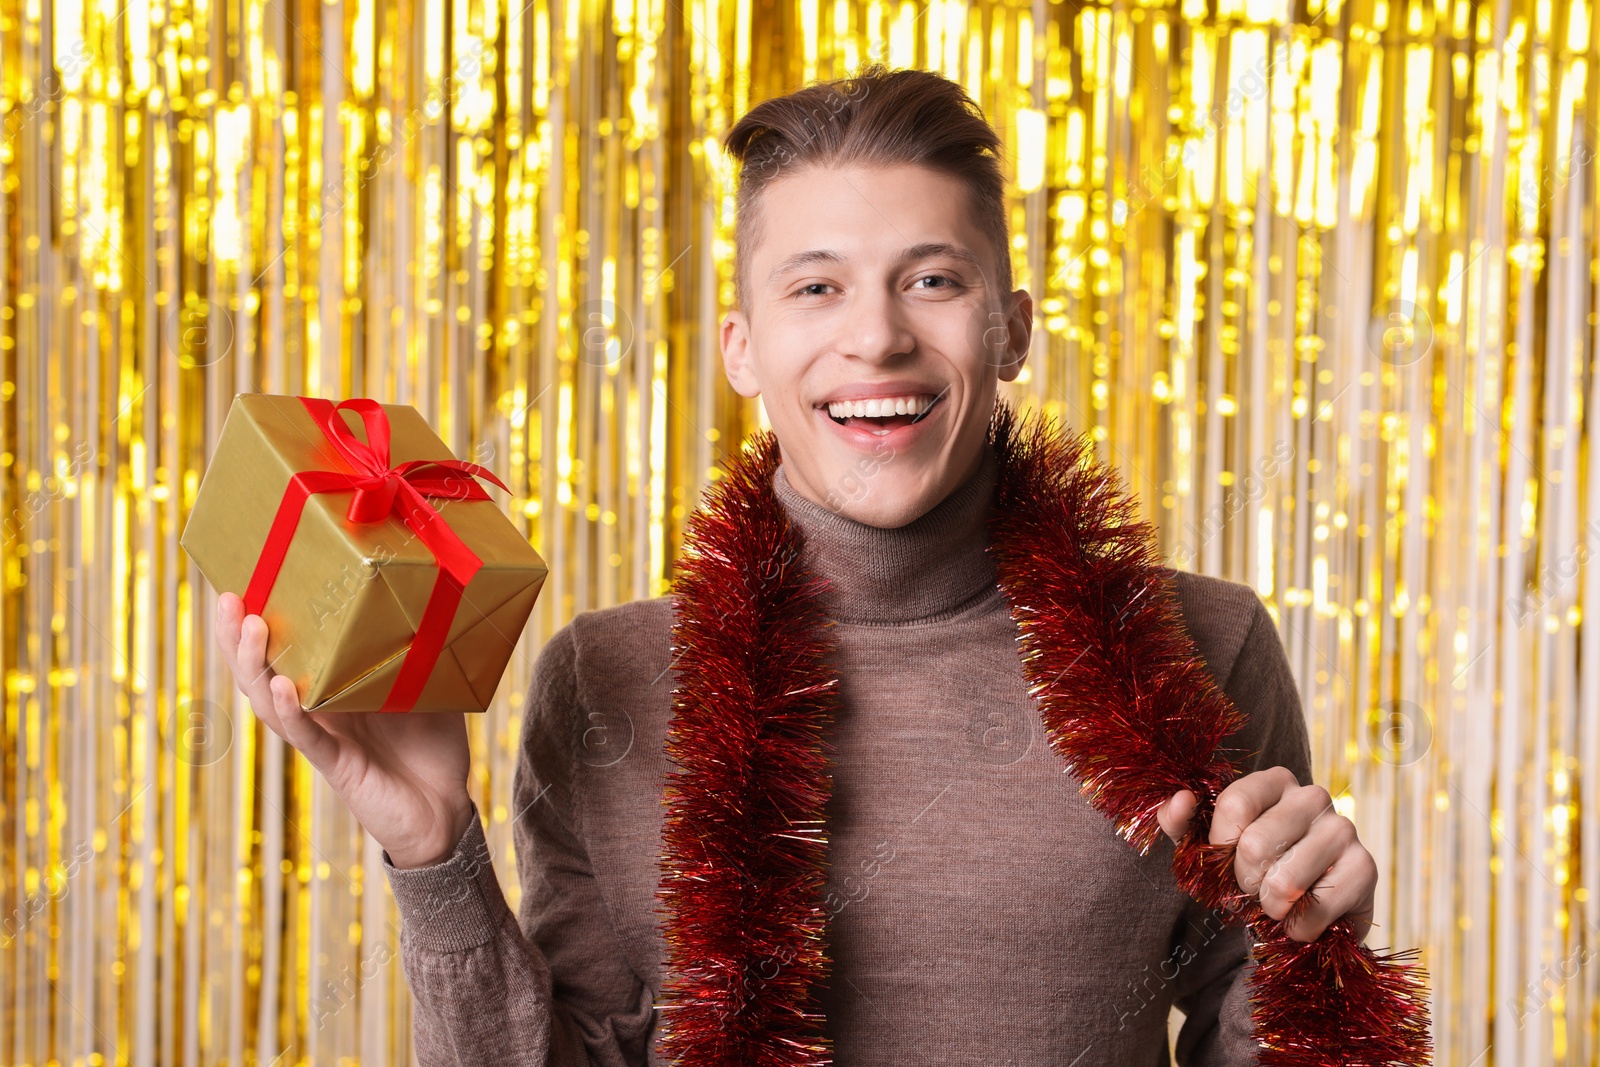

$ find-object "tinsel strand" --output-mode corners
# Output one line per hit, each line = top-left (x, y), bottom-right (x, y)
(657, 402), (1432, 1065)
(654, 432), (840, 1067)
(985, 401), (1433, 1066)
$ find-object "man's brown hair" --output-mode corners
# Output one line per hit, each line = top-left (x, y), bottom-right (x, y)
(722, 64), (1013, 311)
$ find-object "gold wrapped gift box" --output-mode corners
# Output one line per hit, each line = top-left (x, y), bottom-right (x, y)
(180, 393), (548, 712)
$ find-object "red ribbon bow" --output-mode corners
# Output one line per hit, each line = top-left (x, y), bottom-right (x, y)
(242, 397), (510, 712)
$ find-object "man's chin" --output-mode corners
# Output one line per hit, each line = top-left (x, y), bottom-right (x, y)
(776, 422), (966, 527)
(815, 473), (947, 529)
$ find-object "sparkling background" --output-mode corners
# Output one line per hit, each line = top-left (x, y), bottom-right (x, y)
(0, 0), (1596, 1062)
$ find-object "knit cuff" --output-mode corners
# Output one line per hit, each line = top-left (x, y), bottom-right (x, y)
(381, 803), (510, 954)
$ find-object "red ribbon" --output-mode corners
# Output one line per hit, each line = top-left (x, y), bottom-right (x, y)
(242, 397), (510, 712)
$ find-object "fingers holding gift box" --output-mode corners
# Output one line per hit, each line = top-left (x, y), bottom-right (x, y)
(182, 393), (549, 714)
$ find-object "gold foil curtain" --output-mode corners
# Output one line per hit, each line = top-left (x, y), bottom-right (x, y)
(0, 0), (1594, 1060)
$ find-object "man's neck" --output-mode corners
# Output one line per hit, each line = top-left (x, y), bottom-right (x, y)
(769, 442), (1002, 626)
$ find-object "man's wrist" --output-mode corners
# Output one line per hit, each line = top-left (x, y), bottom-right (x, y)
(381, 805), (505, 954)
(386, 799), (478, 870)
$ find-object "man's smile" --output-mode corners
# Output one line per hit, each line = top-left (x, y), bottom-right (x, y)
(817, 386), (949, 437)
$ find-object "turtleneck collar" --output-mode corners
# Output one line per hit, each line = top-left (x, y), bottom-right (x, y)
(770, 442), (1002, 626)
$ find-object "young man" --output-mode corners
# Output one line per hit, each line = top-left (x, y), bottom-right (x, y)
(214, 65), (1377, 1065)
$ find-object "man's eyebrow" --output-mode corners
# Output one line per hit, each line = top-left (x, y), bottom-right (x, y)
(764, 242), (985, 288)
(900, 242), (984, 272)
(766, 249), (845, 287)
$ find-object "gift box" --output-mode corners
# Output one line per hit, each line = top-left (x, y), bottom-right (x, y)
(180, 393), (548, 712)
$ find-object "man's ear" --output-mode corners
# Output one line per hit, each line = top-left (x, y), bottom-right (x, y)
(997, 289), (1034, 383)
(720, 309), (762, 398)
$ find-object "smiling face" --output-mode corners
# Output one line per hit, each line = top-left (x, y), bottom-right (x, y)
(719, 162), (1033, 528)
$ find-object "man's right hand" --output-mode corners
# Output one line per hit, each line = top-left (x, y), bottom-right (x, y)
(214, 591), (476, 869)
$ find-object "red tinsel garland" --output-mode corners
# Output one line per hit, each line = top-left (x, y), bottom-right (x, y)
(655, 400), (1432, 1066)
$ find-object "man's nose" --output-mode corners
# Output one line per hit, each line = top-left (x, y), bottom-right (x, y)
(840, 289), (914, 363)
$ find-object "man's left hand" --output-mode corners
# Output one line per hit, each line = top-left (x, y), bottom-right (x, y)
(1156, 767), (1377, 943)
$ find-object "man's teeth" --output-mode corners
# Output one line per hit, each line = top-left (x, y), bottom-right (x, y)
(825, 395), (936, 419)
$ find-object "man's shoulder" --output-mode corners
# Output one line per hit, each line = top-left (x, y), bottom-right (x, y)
(1165, 568), (1270, 690)
(537, 595), (675, 694)
(567, 595), (675, 644)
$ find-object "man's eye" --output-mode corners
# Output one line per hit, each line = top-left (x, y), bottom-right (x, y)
(915, 274), (960, 290)
(794, 283), (833, 297)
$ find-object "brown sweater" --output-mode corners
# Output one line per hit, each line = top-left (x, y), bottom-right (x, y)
(381, 441), (1314, 1066)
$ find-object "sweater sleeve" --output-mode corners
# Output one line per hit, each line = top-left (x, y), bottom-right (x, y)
(381, 623), (655, 1067)
(1171, 594), (1316, 1067)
